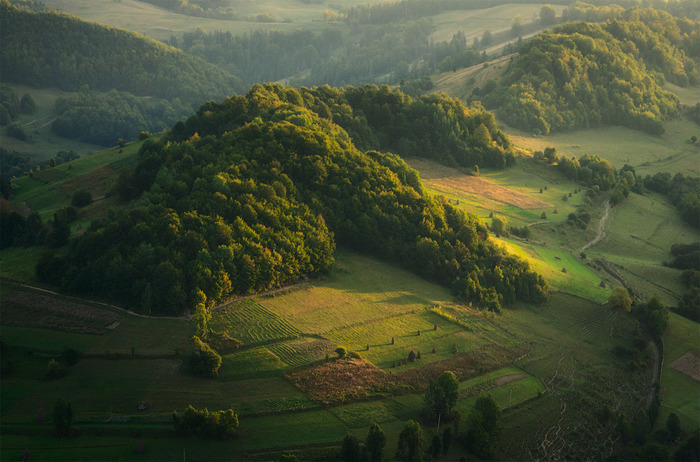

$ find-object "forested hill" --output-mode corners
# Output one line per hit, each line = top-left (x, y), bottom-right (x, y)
(178, 84), (515, 170)
(476, 9), (699, 135)
(37, 85), (547, 315)
(0, 1), (242, 102)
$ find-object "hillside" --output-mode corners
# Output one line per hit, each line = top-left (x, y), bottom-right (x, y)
(0, 1), (242, 102)
(32, 84), (546, 315)
(476, 10), (699, 135)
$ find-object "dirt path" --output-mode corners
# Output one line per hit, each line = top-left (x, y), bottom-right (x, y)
(580, 199), (611, 253)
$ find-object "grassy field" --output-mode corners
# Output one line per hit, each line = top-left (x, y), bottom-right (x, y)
(587, 192), (697, 306)
(659, 312), (700, 432)
(505, 119), (700, 177)
(1, 84), (105, 162)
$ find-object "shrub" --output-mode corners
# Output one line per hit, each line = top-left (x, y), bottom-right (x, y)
(71, 189), (92, 208)
(335, 346), (347, 358)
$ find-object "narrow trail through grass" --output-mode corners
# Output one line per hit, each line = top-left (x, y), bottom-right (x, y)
(580, 199), (611, 253)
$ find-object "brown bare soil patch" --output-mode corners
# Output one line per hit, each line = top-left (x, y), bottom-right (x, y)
(408, 158), (550, 209)
(392, 344), (522, 390)
(670, 351), (700, 382)
(496, 373), (526, 386)
(1, 291), (121, 334)
(285, 358), (403, 404)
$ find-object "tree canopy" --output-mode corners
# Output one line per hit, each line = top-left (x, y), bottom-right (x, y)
(477, 11), (699, 135)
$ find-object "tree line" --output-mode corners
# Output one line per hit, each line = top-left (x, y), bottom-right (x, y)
(35, 84), (547, 316)
(475, 10), (699, 135)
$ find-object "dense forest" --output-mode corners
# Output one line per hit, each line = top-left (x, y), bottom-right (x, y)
(0, 2), (242, 102)
(476, 9), (699, 134)
(51, 89), (192, 146)
(35, 84), (547, 315)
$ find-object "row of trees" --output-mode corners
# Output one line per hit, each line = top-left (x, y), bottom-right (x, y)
(37, 85), (547, 315)
(0, 85), (35, 126)
(477, 10), (699, 135)
(643, 172), (700, 229)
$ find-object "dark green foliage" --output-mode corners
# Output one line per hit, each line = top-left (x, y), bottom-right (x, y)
(1, 147), (39, 178)
(479, 12), (698, 135)
(632, 296), (668, 340)
(674, 431), (700, 461)
(431, 434), (442, 458)
(0, 3), (241, 102)
(53, 399), (73, 437)
(52, 89), (192, 146)
(19, 93), (35, 115)
(442, 427), (452, 454)
(71, 189), (92, 208)
(644, 173), (700, 229)
(188, 336), (221, 378)
(45, 359), (66, 379)
(0, 211), (43, 248)
(172, 405), (238, 440)
(640, 442), (670, 461)
(335, 347), (347, 359)
(396, 420), (426, 462)
(666, 413), (681, 441)
(6, 121), (28, 141)
(340, 434), (361, 462)
(424, 371), (459, 420)
(366, 423), (386, 462)
(464, 392), (501, 458)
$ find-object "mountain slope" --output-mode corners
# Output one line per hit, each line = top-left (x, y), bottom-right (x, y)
(0, 1), (242, 103)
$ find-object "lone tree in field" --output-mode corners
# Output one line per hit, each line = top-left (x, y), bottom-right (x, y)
(335, 346), (347, 358)
(396, 420), (426, 462)
(71, 189), (92, 208)
(366, 423), (386, 462)
(425, 371), (459, 424)
(340, 434), (361, 462)
(608, 287), (632, 312)
(53, 399), (73, 437)
(464, 392), (501, 458)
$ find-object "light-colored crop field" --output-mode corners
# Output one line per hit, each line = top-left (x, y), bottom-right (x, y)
(211, 299), (302, 345)
(325, 310), (490, 369)
(257, 250), (453, 334)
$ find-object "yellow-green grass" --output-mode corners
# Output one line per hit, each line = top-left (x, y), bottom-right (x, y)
(505, 118), (700, 176)
(497, 237), (611, 303)
(211, 299), (302, 346)
(257, 250), (453, 334)
(588, 192), (698, 306)
(431, 54), (511, 101)
(0, 84), (105, 162)
(428, 4), (564, 43)
(454, 369), (545, 417)
(407, 157), (585, 227)
(659, 312), (700, 431)
(665, 82), (700, 106)
(329, 401), (397, 428)
(10, 140), (142, 222)
(326, 310), (490, 369)
(40, 0), (365, 40)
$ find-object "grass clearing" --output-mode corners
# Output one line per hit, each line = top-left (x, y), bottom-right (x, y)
(329, 401), (397, 428)
(325, 310), (489, 369)
(505, 119), (700, 176)
(659, 312), (700, 431)
(0, 84), (105, 162)
(588, 192), (697, 306)
(211, 299), (302, 345)
(258, 250), (453, 334)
